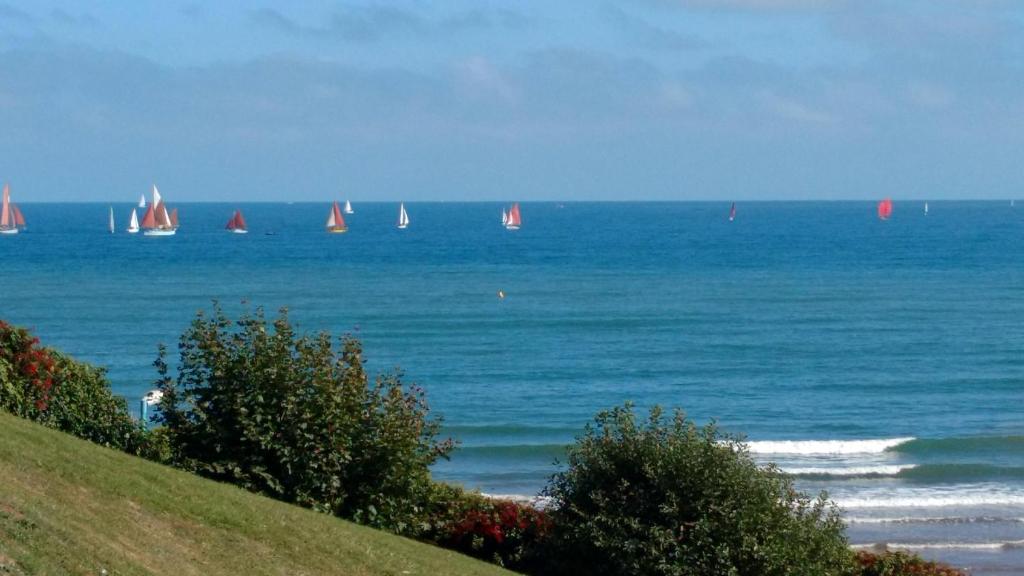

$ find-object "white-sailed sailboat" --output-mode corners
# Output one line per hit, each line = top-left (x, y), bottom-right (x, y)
(397, 203), (409, 229)
(501, 208), (508, 226)
(924, 202), (929, 216)
(0, 184), (25, 235)
(344, 200), (354, 214)
(127, 209), (140, 233)
(138, 194), (146, 208)
(140, 185), (177, 236)
(108, 206), (115, 233)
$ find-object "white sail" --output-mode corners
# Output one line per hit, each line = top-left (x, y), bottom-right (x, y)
(398, 203), (409, 228)
(109, 206), (115, 233)
(160, 203), (171, 227)
(344, 200), (354, 214)
(128, 209), (139, 233)
(326, 209), (336, 228)
(138, 194), (146, 208)
(152, 185), (162, 208)
(501, 208), (508, 226)
(924, 202), (929, 215)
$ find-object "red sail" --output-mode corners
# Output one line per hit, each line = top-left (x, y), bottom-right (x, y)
(170, 208), (179, 228)
(225, 214), (235, 229)
(333, 202), (346, 229)
(12, 204), (24, 226)
(729, 202), (736, 220)
(508, 203), (521, 226)
(140, 204), (156, 228)
(877, 198), (893, 220)
(234, 210), (246, 230)
(0, 184), (9, 227)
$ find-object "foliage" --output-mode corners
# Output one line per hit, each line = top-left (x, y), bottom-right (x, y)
(154, 304), (454, 534)
(853, 551), (966, 576)
(539, 403), (853, 576)
(423, 486), (550, 571)
(0, 320), (150, 454)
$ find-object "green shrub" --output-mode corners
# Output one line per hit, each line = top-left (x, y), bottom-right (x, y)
(154, 304), (454, 534)
(539, 403), (853, 576)
(853, 551), (966, 576)
(0, 320), (150, 454)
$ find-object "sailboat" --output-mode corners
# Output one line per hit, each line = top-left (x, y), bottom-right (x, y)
(127, 209), (140, 233)
(0, 184), (26, 235)
(397, 203), (409, 229)
(326, 201), (348, 233)
(729, 202), (737, 222)
(924, 202), (929, 216)
(138, 194), (146, 208)
(225, 210), (248, 234)
(501, 207), (508, 226)
(877, 197), (893, 220)
(505, 203), (521, 230)
(140, 185), (177, 236)
(108, 206), (115, 233)
(344, 200), (354, 214)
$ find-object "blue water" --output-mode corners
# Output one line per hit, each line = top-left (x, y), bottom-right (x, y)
(2, 201), (1023, 573)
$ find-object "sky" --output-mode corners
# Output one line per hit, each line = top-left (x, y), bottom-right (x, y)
(1, 1), (1023, 201)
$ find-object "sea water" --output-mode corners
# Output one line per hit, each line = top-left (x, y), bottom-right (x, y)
(1, 201), (1022, 573)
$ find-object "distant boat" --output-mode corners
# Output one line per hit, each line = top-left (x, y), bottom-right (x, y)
(729, 202), (737, 222)
(924, 202), (929, 216)
(0, 184), (26, 235)
(344, 200), (354, 214)
(127, 209), (140, 234)
(225, 210), (248, 234)
(397, 202), (409, 229)
(501, 207), (508, 226)
(505, 203), (521, 230)
(140, 185), (177, 236)
(138, 194), (146, 208)
(108, 206), (115, 234)
(877, 198), (893, 220)
(326, 201), (348, 233)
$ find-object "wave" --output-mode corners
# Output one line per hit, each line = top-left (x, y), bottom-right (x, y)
(846, 516), (1024, 525)
(788, 463), (1024, 482)
(747, 438), (915, 455)
(837, 486), (1024, 509)
(785, 464), (916, 478)
(851, 540), (1024, 551)
(889, 435), (1024, 456)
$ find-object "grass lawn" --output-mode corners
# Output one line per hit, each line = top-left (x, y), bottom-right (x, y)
(0, 413), (515, 576)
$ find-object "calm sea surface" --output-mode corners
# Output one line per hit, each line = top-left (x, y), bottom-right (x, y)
(2, 201), (1022, 573)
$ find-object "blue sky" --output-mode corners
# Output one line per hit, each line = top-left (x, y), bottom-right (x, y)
(1, 1), (1022, 201)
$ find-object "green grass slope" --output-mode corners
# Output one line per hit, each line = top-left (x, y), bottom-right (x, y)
(0, 413), (514, 576)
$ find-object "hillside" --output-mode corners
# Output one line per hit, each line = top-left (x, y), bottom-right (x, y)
(0, 413), (514, 576)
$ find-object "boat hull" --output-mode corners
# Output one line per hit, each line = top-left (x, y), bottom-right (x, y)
(230, 229), (248, 234)
(505, 225), (520, 231)
(143, 229), (176, 236)
(327, 228), (348, 234)
(126, 228), (139, 234)
(0, 228), (19, 235)
(398, 224), (408, 229)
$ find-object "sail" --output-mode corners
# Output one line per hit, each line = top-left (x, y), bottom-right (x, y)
(109, 206), (115, 233)
(398, 203), (409, 227)
(129, 209), (140, 231)
(877, 198), (893, 220)
(924, 202), (929, 215)
(169, 208), (179, 228)
(326, 205), (337, 227)
(234, 210), (246, 230)
(729, 202), (736, 221)
(152, 185), (162, 208)
(138, 194), (146, 208)
(1, 184), (9, 228)
(140, 205), (156, 228)
(12, 204), (24, 227)
(507, 203), (521, 227)
(501, 208), (508, 226)
(154, 202), (170, 227)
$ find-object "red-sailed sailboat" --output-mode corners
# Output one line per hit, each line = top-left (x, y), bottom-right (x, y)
(729, 202), (737, 222)
(140, 185), (177, 236)
(0, 184), (25, 235)
(877, 198), (893, 220)
(326, 201), (348, 233)
(226, 210), (248, 234)
(504, 203), (521, 230)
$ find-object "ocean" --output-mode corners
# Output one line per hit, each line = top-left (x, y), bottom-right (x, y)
(1, 201), (1022, 573)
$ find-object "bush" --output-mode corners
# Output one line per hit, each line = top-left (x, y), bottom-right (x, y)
(539, 403), (853, 576)
(154, 304), (454, 534)
(854, 551), (966, 576)
(423, 486), (550, 570)
(0, 320), (150, 454)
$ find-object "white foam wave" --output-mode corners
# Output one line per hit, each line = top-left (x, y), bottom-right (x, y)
(785, 464), (915, 477)
(837, 487), (1024, 509)
(746, 437), (915, 456)
(852, 540), (1024, 551)
(846, 516), (1024, 525)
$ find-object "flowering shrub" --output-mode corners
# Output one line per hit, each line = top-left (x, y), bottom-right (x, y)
(854, 551), (966, 576)
(0, 320), (150, 454)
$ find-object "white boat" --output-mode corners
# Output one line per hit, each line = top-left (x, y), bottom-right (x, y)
(344, 200), (354, 214)
(0, 184), (25, 235)
(138, 194), (146, 208)
(397, 202), (409, 229)
(226, 209), (248, 234)
(505, 203), (521, 230)
(924, 202), (929, 215)
(127, 209), (140, 233)
(140, 185), (177, 236)
(326, 201), (348, 233)
(108, 206), (115, 233)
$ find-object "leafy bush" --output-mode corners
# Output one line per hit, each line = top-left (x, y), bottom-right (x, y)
(0, 320), (150, 454)
(539, 403), (853, 576)
(423, 486), (550, 570)
(154, 304), (454, 534)
(854, 551), (966, 576)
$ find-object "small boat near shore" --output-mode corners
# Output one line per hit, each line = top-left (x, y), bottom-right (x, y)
(326, 201), (348, 233)
(225, 210), (248, 234)
(0, 184), (26, 235)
